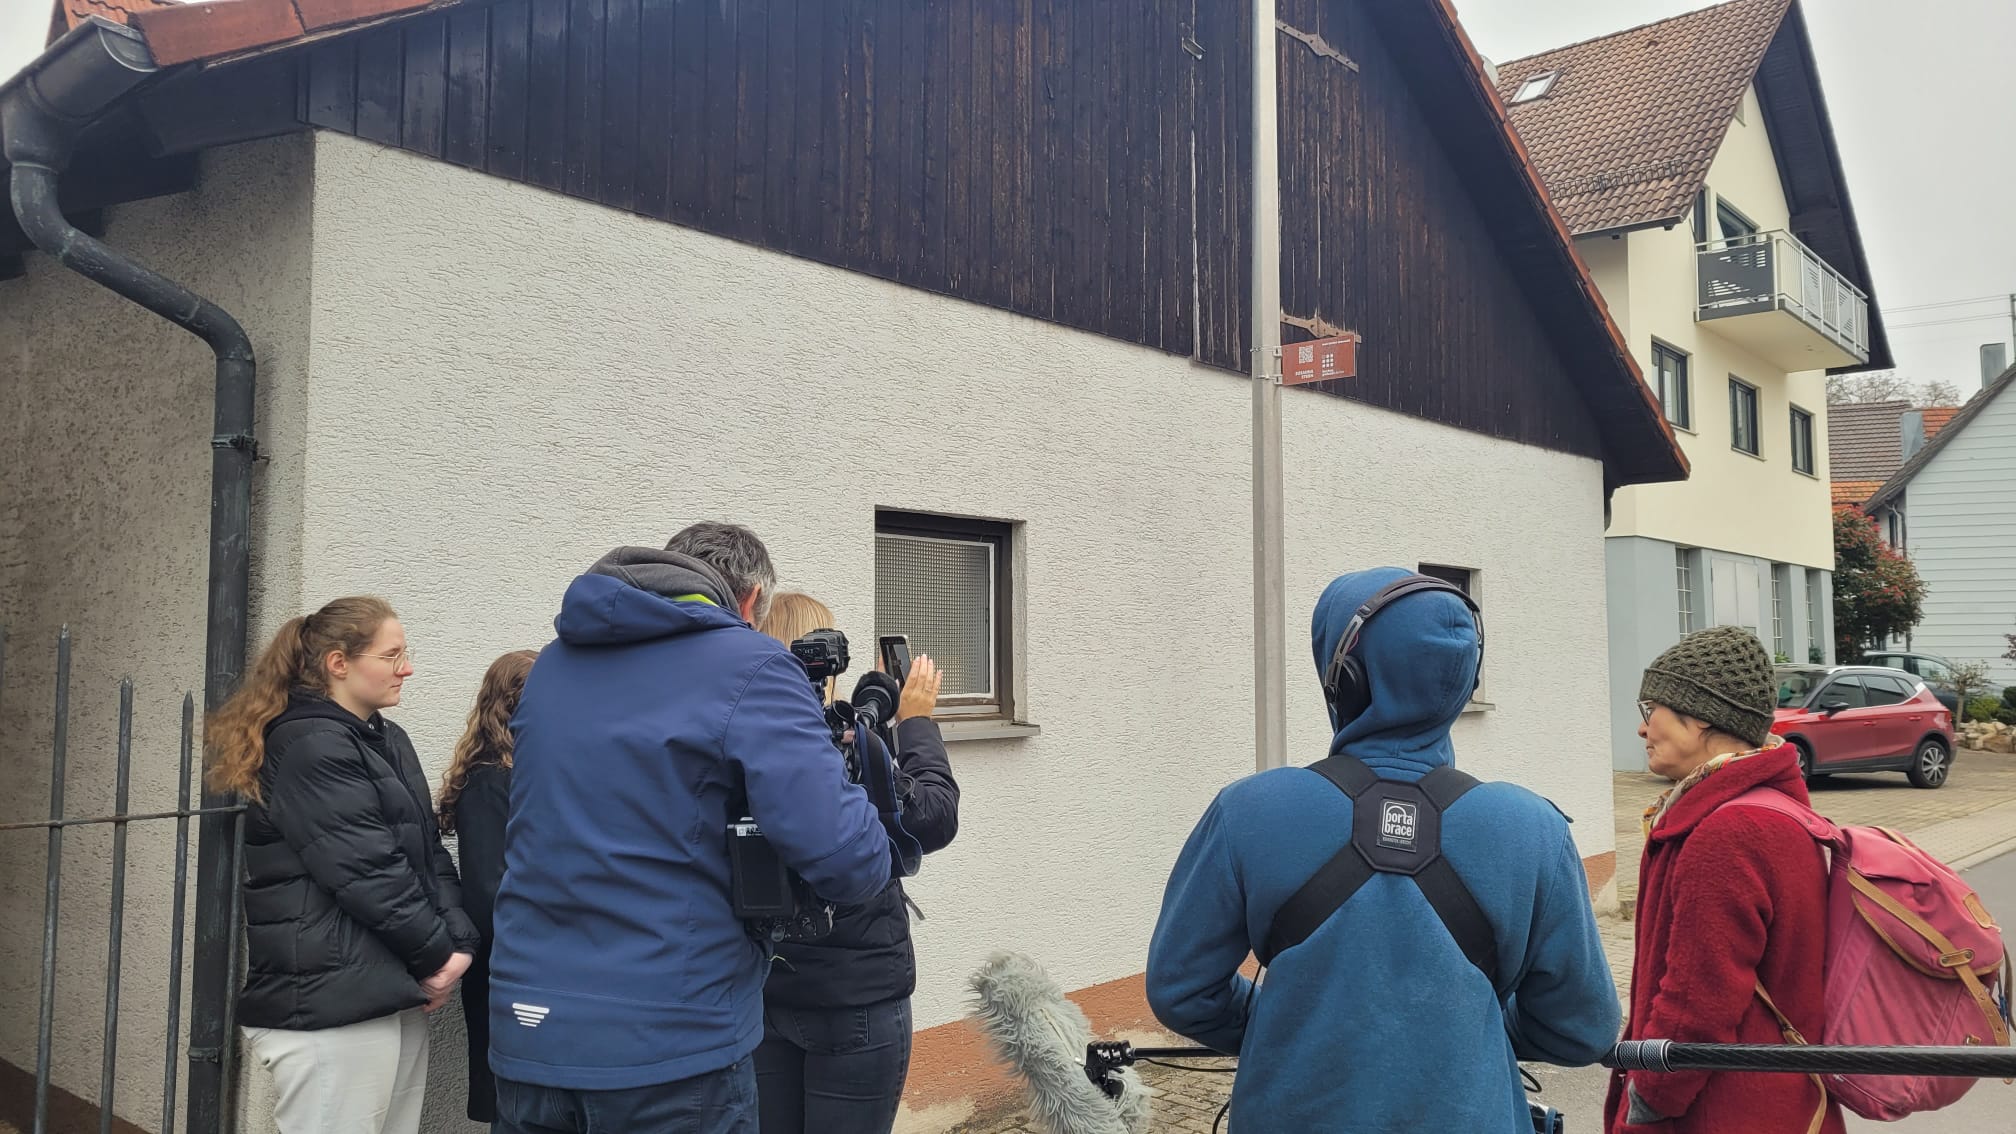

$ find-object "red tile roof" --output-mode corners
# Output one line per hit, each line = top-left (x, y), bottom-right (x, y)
(1493, 0), (1791, 235)
(59, 0), (453, 66)
(1828, 399), (1964, 489)
(62, 0), (176, 26)
(1828, 399), (1912, 482)
(1831, 480), (1883, 507)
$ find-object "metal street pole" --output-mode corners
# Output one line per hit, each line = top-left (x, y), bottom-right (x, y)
(1251, 0), (1286, 771)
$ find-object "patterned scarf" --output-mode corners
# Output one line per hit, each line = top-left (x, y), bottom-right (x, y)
(1642, 737), (1783, 837)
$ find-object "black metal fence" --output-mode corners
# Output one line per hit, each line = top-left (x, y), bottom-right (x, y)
(0, 627), (244, 1134)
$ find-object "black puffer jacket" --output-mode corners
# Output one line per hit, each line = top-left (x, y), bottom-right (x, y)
(764, 716), (960, 1009)
(239, 691), (480, 1030)
(451, 760), (511, 1123)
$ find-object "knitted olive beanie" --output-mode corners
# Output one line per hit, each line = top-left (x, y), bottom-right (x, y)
(1639, 625), (1776, 746)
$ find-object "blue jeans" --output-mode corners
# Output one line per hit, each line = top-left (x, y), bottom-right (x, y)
(753, 998), (913, 1134)
(494, 1059), (756, 1134)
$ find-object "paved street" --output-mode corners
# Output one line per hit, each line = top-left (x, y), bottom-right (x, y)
(965, 750), (2016, 1134)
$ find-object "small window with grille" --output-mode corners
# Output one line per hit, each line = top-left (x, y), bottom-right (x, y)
(875, 511), (1016, 720)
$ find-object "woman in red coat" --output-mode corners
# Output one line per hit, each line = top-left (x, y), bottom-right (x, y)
(1605, 625), (1843, 1134)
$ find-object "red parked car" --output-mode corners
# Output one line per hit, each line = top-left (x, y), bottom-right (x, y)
(1772, 664), (1957, 788)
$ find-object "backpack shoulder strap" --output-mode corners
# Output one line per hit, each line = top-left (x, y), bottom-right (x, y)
(1753, 983), (1829, 1134)
(1308, 752), (1380, 798)
(1413, 766), (1496, 984)
(1258, 756), (1378, 967)
(1719, 787), (1841, 846)
(1413, 856), (1499, 984)
(1418, 765), (1481, 809)
(1260, 758), (1500, 986)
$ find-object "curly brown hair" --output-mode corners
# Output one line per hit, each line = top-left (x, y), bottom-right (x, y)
(436, 649), (538, 833)
(205, 597), (397, 803)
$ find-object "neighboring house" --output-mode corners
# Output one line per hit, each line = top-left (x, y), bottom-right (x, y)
(1498, 0), (1893, 770)
(1864, 364), (2016, 686)
(1829, 399), (1958, 510)
(1, 2), (1685, 1132)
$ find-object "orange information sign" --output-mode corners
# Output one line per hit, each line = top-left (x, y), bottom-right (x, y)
(1281, 333), (1361, 386)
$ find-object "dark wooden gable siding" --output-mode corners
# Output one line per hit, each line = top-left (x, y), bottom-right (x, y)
(298, 0), (1251, 373)
(1274, 0), (1607, 461)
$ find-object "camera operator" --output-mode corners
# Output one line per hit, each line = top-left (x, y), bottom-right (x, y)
(488, 525), (892, 1134)
(752, 592), (960, 1134)
(1145, 567), (1620, 1133)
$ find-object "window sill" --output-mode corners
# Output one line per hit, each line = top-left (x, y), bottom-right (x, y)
(1459, 700), (1496, 715)
(1793, 467), (1818, 480)
(1731, 446), (1766, 462)
(936, 719), (1042, 743)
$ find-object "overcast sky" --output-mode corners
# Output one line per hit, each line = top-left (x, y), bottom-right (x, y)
(1455, 0), (2016, 396)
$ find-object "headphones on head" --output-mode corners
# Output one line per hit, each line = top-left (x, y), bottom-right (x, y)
(1322, 574), (1485, 726)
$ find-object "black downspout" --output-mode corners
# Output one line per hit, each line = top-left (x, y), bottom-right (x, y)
(3, 36), (255, 1134)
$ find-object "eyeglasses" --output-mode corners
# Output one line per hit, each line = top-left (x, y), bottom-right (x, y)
(1637, 699), (1659, 724)
(356, 646), (416, 668)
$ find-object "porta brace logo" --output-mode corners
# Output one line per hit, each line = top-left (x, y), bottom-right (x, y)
(1379, 800), (1419, 851)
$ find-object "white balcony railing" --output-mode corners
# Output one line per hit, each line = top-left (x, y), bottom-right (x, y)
(1697, 231), (1870, 364)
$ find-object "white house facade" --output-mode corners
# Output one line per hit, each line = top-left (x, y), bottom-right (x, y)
(1500, 0), (1892, 769)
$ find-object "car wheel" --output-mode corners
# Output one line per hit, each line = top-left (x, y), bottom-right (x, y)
(1907, 739), (1951, 789)
(1791, 739), (1815, 781)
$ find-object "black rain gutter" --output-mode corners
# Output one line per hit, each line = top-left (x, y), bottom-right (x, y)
(2, 18), (254, 1134)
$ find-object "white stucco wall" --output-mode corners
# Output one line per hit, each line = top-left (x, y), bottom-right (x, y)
(1279, 401), (1614, 830)
(295, 131), (1618, 1133)
(0, 133), (317, 1130)
(1600, 85), (1835, 572)
(4, 124), (1621, 1134)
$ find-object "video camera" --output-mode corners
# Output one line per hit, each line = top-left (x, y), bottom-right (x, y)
(728, 627), (920, 943)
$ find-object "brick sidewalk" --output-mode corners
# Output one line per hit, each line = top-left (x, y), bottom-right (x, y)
(959, 750), (2016, 1134)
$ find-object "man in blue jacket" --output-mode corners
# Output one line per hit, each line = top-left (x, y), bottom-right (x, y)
(1146, 567), (1620, 1132)
(489, 523), (891, 1133)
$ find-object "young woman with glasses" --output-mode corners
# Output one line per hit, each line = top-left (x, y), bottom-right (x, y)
(207, 596), (480, 1134)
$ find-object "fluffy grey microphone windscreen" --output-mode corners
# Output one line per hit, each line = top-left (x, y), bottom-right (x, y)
(968, 951), (1154, 1134)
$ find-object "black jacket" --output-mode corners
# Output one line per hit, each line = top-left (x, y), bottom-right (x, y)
(238, 692), (480, 1030)
(764, 716), (960, 1009)
(451, 760), (510, 1123)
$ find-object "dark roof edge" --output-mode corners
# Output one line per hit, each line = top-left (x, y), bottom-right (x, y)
(1763, 2), (1893, 374)
(1863, 363), (2016, 512)
(1570, 212), (1694, 240)
(1411, 0), (1689, 486)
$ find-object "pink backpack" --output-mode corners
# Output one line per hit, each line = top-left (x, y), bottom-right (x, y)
(1724, 788), (2013, 1121)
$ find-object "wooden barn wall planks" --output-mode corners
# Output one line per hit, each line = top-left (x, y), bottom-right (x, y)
(299, 0), (1252, 373)
(1275, 0), (1605, 459)
(290, 0), (1612, 459)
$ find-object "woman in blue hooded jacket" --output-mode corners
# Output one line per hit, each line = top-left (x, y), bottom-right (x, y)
(1145, 567), (1620, 1133)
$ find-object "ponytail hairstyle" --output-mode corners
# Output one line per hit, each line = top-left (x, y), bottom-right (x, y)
(205, 596), (397, 801)
(437, 649), (539, 833)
